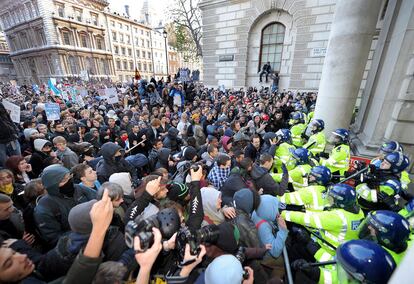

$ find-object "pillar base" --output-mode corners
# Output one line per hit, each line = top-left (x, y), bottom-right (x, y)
(350, 132), (379, 158)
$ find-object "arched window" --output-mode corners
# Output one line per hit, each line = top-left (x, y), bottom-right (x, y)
(259, 22), (285, 72)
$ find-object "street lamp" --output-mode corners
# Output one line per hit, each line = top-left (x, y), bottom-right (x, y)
(163, 29), (169, 79)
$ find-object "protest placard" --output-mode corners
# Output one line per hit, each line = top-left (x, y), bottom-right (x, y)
(45, 103), (61, 121)
(2, 100), (20, 123)
(104, 88), (119, 104)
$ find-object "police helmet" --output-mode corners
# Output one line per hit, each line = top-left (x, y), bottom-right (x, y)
(275, 129), (292, 144)
(380, 141), (403, 154)
(327, 184), (357, 210)
(290, 148), (310, 165)
(308, 166), (331, 186)
(331, 128), (350, 144)
(289, 112), (305, 125)
(382, 152), (409, 174)
(358, 210), (410, 253)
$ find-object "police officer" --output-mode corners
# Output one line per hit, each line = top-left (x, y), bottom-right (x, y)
(371, 140), (411, 191)
(271, 148), (318, 190)
(280, 166), (331, 211)
(320, 128), (350, 177)
(281, 184), (365, 261)
(292, 240), (397, 284)
(303, 119), (326, 157)
(289, 112), (307, 147)
(358, 210), (411, 265)
(356, 151), (409, 211)
(270, 128), (296, 173)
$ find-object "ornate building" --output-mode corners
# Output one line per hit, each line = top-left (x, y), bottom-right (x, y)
(0, 0), (115, 83)
(104, 11), (154, 82)
(200, 0), (414, 171)
(0, 31), (16, 81)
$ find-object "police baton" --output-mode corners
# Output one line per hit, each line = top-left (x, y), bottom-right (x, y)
(302, 260), (337, 268)
(338, 166), (369, 184)
(305, 228), (337, 251)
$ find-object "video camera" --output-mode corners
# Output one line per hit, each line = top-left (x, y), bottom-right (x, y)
(176, 225), (220, 259)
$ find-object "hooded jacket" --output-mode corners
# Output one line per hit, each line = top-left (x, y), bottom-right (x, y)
(33, 165), (95, 247)
(162, 127), (182, 153)
(250, 164), (288, 196)
(96, 142), (138, 183)
(29, 139), (51, 177)
(200, 187), (225, 226)
(230, 188), (260, 248)
(251, 195), (288, 258)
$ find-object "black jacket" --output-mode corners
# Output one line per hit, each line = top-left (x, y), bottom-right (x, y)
(220, 168), (254, 206)
(250, 164), (288, 196)
(0, 102), (19, 144)
(244, 143), (260, 162)
(33, 184), (95, 248)
(96, 142), (138, 183)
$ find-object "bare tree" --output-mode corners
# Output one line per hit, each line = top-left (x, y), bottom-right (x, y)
(170, 0), (203, 57)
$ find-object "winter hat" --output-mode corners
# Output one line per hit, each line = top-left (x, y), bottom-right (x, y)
(167, 181), (189, 202)
(41, 164), (70, 194)
(68, 200), (97, 234)
(205, 254), (244, 284)
(183, 146), (197, 161)
(215, 222), (240, 253)
(34, 139), (52, 152)
(106, 110), (118, 119)
(109, 172), (133, 195)
(23, 128), (39, 140)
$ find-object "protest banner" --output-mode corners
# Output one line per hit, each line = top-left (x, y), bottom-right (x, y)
(45, 103), (61, 121)
(2, 100), (20, 123)
(104, 88), (119, 104)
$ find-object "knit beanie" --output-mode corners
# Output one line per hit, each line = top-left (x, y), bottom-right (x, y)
(68, 200), (97, 234)
(23, 128), (38, 140)
(167, 181), (189, 202)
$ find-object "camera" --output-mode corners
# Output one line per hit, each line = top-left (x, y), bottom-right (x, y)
(125, 214), (159, 250)
(176, 225), (220, 259)
(234, 247), (250, 280)
(125, 208), (181, 251)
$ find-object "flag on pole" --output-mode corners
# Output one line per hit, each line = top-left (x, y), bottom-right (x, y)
(134, 68), (141, 80)
(48, 78), (62, 97)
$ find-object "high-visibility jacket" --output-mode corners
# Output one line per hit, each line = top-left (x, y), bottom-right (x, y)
(356, 180), (399, 206)
(272, 142), (296, 173)
(318, 265), (337, 284)
(320, 144), (350, 175)
(303, 132), (326, 156)
(401, 171), (411, 190)
(291, 123), (307, 147)
(280, 185), (328, 211)
(307, 111), (314, 124)
(272, 163), (312, 190)
(281, 208), (364, 252)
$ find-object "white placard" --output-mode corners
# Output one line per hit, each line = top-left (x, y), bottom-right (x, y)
(45, 103), (61, 121)
(104, 88), (119, 104)
(3, 100), (20, 123)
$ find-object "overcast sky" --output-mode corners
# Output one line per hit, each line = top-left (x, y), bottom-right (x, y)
(108, 0), (171, 21)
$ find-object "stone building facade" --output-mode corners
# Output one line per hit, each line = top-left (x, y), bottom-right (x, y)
(200, 0), (414, 171)
(104, 11), (155, 82)
(0, 31), (16, 82)
(200, 0), (381, 91)
(0, 0), (115, 83)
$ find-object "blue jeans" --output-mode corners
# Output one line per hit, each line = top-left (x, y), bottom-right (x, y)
(0, 140), (21, 167)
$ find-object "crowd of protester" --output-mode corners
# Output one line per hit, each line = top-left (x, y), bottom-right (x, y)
(0, 76), (412, 284)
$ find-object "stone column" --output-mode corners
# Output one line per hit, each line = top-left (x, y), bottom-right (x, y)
(314, 0), (382, 134)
